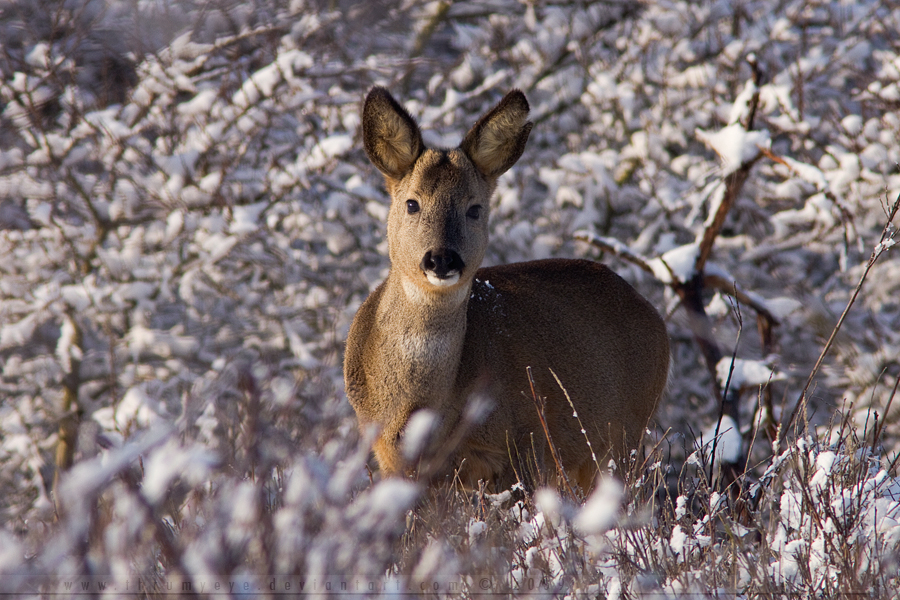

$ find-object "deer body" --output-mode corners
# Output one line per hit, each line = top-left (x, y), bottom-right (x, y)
(345, 87), (669, 492)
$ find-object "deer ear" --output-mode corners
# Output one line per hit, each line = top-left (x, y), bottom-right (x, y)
(362, 87), (425, 181)
(460, 90), (532, 179)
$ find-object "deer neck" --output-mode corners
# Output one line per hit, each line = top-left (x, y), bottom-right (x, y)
(376, 272), (471, 396)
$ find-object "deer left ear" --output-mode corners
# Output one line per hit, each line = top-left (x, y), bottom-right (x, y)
(460, 90), (533, 180)
(362, 86), (425, 182)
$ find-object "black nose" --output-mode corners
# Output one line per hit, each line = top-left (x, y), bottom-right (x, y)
(421, 249), (464, 278)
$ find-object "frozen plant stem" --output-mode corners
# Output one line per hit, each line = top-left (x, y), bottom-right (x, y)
(780, 191), (900, 449)
(527, 367), (577, 499)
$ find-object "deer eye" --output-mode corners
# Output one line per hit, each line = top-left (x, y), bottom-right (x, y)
(406, 200), (420, 214)
(466, 204), (482, 220)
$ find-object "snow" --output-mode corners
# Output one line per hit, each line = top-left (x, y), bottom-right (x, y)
(758, 296), (803, 320)
(0, 148), (23, 170)
(841, 115), (864, 136)
(178, 89), (218, 116)
(486, 490), (512, 507)
(199, 171), (223, 193)
(141, 440), (217, 503)
(229, 201), (268, 234)
(696, 123), (770, 175)
(402, 409), (438, 461)
(534, 488), (562, 528)
(648, 243), (700, 284)
(306, 135), (354, 169)
(574, 478), (623, 535)
(24, 42), (50, 68)
(0, 314), (38, 350)
(575, 232), (640, 262)
(809, 451), (837, 492)
(93, 385), (162, 431)
(826, 153), (861, 196)
(353, 479), (420, 529)
(54, 317), (81, 373)
(773, 539), (807, 584)
(700, 415), (742, 464)
(669, 525), (688, 556)
(467, 518), (487, 543)
(716, 357), (785, 390)
(875, 237), (897, 254)
(675, 495), (688, 520)
(0, 530), (24, 571)
(165, 210), (184, 240)
(728, 79), (757, 125)
(199, 232), (238, 263)
(27, 202), (52, 226)
(58, 425), (172, 510)
(282, 319), (320, 369)
(84, 109), (133, 141)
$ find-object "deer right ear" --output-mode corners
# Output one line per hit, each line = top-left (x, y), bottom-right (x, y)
(362, 87), (425, 182)
(460, 90), (532, 180)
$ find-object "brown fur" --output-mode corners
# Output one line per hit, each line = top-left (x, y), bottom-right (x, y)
(345, 87), (669, 493)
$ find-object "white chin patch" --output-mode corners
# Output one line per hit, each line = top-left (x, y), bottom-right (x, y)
(425, 272), (460, 287)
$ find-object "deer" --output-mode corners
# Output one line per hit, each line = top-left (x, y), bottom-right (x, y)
(344, 86), (670, 493)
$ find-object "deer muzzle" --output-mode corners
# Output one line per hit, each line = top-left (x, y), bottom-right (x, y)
(421, 249), (464, 286)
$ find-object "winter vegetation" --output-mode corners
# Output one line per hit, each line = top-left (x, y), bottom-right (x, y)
(1, 0), (900, 597)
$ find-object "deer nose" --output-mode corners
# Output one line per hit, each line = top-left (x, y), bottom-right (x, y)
(421, 249), (464, 278)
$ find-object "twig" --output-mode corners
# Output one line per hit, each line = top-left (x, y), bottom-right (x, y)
(696, 60), (763, 274)
(779, 191), (900, 448)
(549, 368), (602, 478)
(418, 396), (490, 483)
(695, 164), (758, 274)
(703, 273), (780, 326)
(755, 312), (778, 441)
(709, 297), (743, 484)
(526, 367), (577, 500)
(578, 231), (782, 328)
(743, 389), (766, 484)
(505, 431), (524, 489)
(574, 231), (655, 275)
(758, 146), (855, 229)
(401, 2), (450, 95)
(871, 371), (900, 448)
(53, 313), (83, 519)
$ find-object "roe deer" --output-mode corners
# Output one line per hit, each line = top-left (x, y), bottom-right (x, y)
(344, 87), (669, 492)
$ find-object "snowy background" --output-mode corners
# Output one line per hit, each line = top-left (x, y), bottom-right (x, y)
(1, 0), (900, 597)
